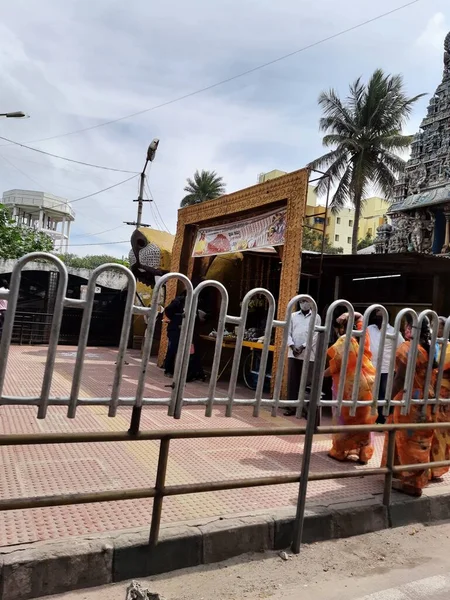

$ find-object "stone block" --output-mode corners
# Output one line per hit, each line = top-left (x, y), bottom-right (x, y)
(113, 524), (202, 582)
(389, 494), (431, 528)
(331, 499), (388, 539)
(427, 491), (450, 523)
(199, 515), (273, 564)
(273, 506), (333, 549)
(0, 539), (112, 600)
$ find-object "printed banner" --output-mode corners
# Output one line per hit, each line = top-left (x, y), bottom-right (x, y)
(192, 208), (287, 257)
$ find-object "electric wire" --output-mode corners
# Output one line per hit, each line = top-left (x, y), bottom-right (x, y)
(19, 0), (423, 144)
(0, 135), (139, 174)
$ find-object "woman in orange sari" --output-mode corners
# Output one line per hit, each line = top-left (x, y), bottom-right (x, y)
(383, 314), (436, 497)
(325, 312), (376, 465)
(430, 317), (450, 480)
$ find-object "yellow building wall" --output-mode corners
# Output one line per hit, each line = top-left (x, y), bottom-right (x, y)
(319, 197), (390, 253)
(326, 208), (354, 254)
(358, 197), (390, 240)
(258, 169), (289, 183)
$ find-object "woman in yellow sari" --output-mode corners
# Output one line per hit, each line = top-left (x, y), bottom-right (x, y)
(382, 314), (436, 497)
(430, 317), (450, 480)
(325, 312), (376, 465)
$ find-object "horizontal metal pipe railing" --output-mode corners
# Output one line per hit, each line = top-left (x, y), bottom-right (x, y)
(4, 459), (450, 512)
(317, 423), (450, 433)
(4, 396), (450, 410)
(1, 424), (450, 513)
(0, 426), (306, 445)
(2, 420), (450, 447)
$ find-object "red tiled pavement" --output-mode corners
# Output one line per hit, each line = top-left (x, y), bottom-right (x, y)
(0, 346), (448, 548)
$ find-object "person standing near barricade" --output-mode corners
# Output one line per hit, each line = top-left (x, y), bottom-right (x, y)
(324, 311), (376, 465)
(163, 291), (186, 378)
(0, 280), (9, 338)
(163, 288), (206, 382)
(430, 316), (450, 481)
(285, 299), (320, 417)
(381, 314), (436, 497)
(367, 309), (404, 424)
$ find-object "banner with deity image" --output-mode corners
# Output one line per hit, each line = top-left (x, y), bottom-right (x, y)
(192, 208), (287, 257)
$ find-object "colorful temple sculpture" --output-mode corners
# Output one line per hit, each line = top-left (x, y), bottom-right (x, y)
(375, 32), (450, 255)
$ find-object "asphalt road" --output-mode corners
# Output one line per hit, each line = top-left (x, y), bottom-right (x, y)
(37, 521), (450, 599)
(279, 568), (450, 600)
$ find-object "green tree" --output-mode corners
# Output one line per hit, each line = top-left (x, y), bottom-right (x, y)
(357, 232), (374, 251)
(181, 170), (226, 207)
(302, 226), (343, 255)
(0, 204), (53, 259)
(57, 254), (129, 269)
(309, 69), (424, 254)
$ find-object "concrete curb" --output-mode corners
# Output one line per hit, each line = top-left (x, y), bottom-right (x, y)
(1, 490), (450, 600)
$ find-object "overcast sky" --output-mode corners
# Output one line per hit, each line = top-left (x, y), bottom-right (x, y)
(0, 0), (448, 257)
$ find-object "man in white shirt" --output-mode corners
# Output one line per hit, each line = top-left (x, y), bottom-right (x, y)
(0, 280), (8, 338)
(367, 309), (404, 424)
(285, 299), (321, 416)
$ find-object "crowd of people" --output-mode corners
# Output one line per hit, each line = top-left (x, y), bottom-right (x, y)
(287, 301), (450, 498)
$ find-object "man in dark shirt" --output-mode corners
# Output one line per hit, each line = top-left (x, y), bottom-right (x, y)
(164, 293), (186, 377)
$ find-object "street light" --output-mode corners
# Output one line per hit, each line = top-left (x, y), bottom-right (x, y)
(146, 138), (159, 162)
(0, 111), (29, 119)
(136, 138), (159, 228)
(123, 139), (160, 229)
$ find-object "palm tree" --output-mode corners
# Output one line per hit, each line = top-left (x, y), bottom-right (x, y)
(181, 170), (226, 207)
(309, 69), (424, 254)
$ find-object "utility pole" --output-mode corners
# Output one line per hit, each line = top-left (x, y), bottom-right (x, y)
(125, 139), (160, 229)
(136, 165), (147, 229)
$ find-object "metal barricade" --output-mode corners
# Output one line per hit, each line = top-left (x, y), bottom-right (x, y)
(0, 254), (320, 421)
(0, 253), (450, 556)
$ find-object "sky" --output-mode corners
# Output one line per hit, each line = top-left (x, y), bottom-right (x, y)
(0, 0), (448, 257)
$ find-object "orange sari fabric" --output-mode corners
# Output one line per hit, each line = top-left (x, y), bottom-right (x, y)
(328, 322), (376, 462)
(430, 344), (450, 479)
(382, 341), (434, 491)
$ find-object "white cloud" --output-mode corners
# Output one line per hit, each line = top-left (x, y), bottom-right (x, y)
(417, 12), (448, 51)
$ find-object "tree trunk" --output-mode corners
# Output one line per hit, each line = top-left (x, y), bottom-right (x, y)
(351, 191), (362, 254)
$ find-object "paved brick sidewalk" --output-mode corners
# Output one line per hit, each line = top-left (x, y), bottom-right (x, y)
(0, 346), (448, 548)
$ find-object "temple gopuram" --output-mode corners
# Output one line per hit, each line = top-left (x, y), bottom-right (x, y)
(375, 32), (450, 255)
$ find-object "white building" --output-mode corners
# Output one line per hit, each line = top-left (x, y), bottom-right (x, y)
(2, 189), (75, 252)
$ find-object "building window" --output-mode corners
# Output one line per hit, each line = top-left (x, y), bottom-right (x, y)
(335, 234), (339, 242)
(349, 220), (353, 227)
(347, 237), (351, 244)
(337, 217), (341, 224)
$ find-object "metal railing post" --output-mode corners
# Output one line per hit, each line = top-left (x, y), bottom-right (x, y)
(383, 429), (396, 510)
(128, 408), (142, 437)
(291, 329), (325, 554)
(149, 437), (171, 546)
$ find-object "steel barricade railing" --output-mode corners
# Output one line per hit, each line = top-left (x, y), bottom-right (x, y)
(174, 279), (229, 419)
(67, 262), (136, 419)
(0, 253), (450, 555)
(1, 253), (450, 420)
(225, 288), (276, 418)
(0, 256), (320, 419)
(1, 421), (450, 554)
